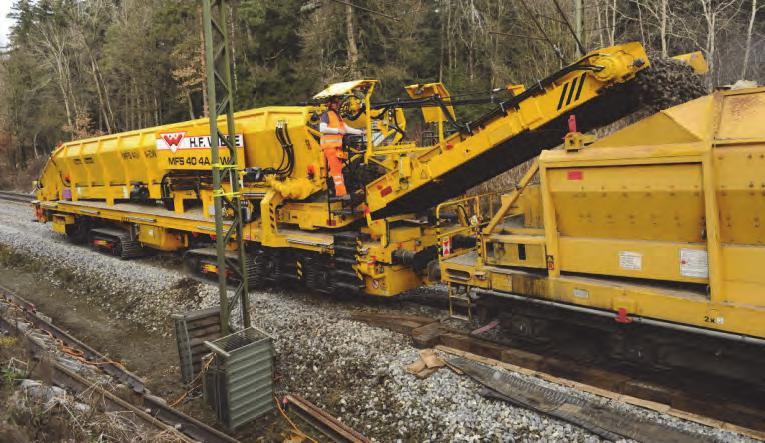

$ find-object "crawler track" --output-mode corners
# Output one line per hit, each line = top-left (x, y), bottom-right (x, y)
(0, 190), (33, 203)
(0, 284), (238, 443)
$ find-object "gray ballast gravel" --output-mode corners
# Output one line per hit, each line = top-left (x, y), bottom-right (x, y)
(0, 201), (755, 442)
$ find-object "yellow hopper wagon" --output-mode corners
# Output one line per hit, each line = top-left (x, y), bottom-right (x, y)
(438, 86), (765, 386)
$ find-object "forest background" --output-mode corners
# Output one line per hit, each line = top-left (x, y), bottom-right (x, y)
(0, 0), (762, 189)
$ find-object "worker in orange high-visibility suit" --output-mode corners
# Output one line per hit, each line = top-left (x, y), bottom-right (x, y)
(320, 96), (364, 200)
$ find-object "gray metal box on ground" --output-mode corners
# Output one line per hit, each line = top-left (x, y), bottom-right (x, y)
(203, 326), (275, 429)
(173, 306), (222, 384)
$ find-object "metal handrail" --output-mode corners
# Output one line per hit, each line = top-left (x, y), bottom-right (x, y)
(435, 192), (497, 261)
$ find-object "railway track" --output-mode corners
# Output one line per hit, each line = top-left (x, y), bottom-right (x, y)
(352, 311), (765, 440)
(2, 192), (761, 439)
(0, 284), (238, 443)
(0, 190), (33, 203)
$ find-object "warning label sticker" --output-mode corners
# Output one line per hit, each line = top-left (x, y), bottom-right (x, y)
(619, 251), (642, 271)
(680, 248), (708, 278)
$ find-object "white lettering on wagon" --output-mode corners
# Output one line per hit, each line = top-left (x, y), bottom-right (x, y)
(156, 132), (244, 153)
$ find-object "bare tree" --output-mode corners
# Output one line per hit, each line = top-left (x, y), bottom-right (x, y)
(631, 0), (674, 56)
(694, 0), (743, 84)
(70, 0), (116, 133)
(740, 0), (762, 79)
(32, 22), (77, 135)
(595, 0), (619, 47)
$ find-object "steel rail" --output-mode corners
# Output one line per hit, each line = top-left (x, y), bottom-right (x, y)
(284, 394), (372, 443)
(0, 190), (33, 203)
(48, 360), (195, 442)
(0, 284), (238, 443)
(0, 284), (146, 392)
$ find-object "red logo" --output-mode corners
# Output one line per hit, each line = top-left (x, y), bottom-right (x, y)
(160, 132), (186, 153)
(567, 170), (583, 180)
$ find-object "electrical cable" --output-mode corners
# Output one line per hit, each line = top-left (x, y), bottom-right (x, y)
(275, 395), (319, 443)
(169, 355), (215, 407)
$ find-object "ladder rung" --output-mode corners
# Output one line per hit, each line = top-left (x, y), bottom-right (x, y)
(449, 295), (471, 302)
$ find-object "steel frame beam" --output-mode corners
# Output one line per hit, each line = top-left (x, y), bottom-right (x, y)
(202, 0), (250, 333)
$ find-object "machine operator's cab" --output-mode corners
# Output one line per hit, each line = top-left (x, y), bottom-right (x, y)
(312, 79), (408, 152)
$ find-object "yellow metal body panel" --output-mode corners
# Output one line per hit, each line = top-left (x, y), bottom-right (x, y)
(137, 226), (187, 251)
(404, 82), (456, 123)
(484, 234), (546, 268)
(361, 264), (423, 297)
(36, 106), (325, 204)
(672, 51), (709, 74)
(51, 214), (75, 234)
(442, 87), (765, 339)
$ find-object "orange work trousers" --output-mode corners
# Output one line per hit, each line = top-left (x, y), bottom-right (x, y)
(323, 147), (347, 196)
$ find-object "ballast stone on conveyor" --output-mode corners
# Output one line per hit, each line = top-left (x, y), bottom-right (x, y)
(634, 57), (709, 112)
(373, 62), (708, 218)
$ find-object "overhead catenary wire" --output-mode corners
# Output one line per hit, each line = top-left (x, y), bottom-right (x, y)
(551, 0), (587, 56)
(329, 0), (399, 21)
(489, 30), (553, 41)
(517, 0), (566, 64)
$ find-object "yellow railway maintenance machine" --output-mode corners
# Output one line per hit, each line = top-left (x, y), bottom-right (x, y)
(33, 42), (655, 299)
(438, 87), (765, 386)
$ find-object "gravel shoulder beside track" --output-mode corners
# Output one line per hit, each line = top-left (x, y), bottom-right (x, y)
(0, 200), (756, 442)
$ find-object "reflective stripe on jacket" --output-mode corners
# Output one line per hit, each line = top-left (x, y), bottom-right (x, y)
(320, 110), (344, 150)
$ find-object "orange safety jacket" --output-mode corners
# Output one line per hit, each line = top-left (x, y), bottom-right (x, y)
(320, 110), (345, 154)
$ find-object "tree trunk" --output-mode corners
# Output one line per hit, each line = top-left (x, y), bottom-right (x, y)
(345, 3), (360, 77)
(58, 76), (74, 133)
(93, 57), (116, 132)
(660, 0), (668, 57)
(439, 0), (446, 82)
(229, 2), (238, 91)
(740, 0), (757, 79)
(186, 89), (196, 120)
(595, 1), (605, 48)
(32, 132), (39, 159)
(636, 2), (647, 48)
(90, 57), (111, 133)
(199, 6), (209, 117)
(154, 96), (160, 126)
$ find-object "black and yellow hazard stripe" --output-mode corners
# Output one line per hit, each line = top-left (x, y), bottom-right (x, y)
(557, 73), (588, 110)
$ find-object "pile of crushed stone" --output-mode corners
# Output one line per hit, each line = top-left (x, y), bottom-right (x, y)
(636, 56), (709, 111)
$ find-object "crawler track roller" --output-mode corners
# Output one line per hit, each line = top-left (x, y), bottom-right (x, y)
(88, 227), (144, 260)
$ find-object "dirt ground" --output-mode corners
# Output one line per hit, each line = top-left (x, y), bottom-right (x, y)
(0, 266), (293, 442)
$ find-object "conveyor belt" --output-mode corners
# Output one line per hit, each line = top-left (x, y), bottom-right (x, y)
(372, 79), (643, 218)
